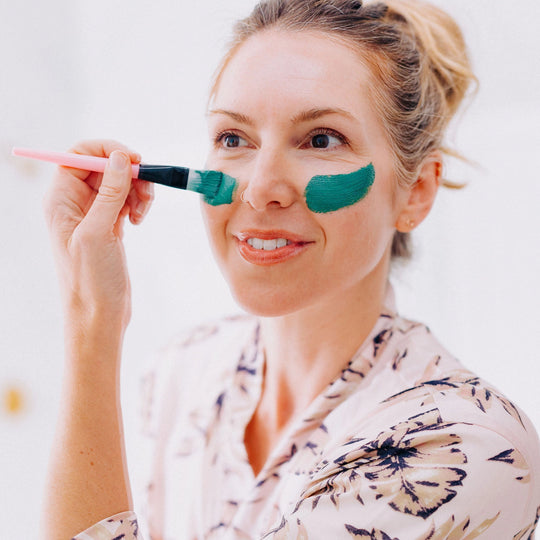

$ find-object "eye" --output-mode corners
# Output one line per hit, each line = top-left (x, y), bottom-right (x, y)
(215, 131), (249, 149)
(305, 129), (348, 150)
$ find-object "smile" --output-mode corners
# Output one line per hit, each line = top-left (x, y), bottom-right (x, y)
(246, 238), (291, 251)
(236, 231), (312, 266)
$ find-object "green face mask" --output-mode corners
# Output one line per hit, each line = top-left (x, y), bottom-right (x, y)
(202, 163), (375, 211)
(304, 163), (375, 213)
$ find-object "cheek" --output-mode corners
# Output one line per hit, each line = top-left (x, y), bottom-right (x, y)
(200, 202), (231, 258)
(304, 163), (376, 214)
(321, 184), (396, 265)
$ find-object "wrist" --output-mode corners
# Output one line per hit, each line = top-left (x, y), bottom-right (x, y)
(63, 307), (128, 379)
(64, 294), (130, 336)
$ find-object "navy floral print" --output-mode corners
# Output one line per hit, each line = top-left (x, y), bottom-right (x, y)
(75, 289), (540, 539)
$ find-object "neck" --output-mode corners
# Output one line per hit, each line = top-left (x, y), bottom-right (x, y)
(258, 260), (390, 430)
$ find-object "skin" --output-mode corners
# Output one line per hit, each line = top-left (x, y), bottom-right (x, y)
(42, 29), (440, 538)
(42, 141), (153, 538)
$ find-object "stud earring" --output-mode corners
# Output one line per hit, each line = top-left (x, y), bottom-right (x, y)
(400, 218), (416, 230)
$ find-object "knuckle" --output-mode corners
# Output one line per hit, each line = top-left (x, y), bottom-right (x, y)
(68, 138), (128, 157)
(67, 139), (100, 154)
(98, 182), (125, 201)
(140, 191), (154, 207)
(73, 224), (99, 247)
(104, 142), (131, 158)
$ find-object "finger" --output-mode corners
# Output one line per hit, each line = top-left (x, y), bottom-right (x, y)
(84, 151), (133, 234)
(66, 140), (141, 184)
(115, 205), (130, 240)
(128, 179), (154, 224)
(138, 179), (155, 218)
(135, 178), (154, 204)
(69, 139), (140, 162)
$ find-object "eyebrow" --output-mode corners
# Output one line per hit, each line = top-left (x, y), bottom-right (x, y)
(290, 107), (356, 124)
(207, 107), (355, 126)
(207, 109), (255, 126)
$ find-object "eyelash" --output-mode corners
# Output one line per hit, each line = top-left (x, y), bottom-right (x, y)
(303, 128), (349, 149)
(213, 130), (244, 147)
(212, 127), (350, 149)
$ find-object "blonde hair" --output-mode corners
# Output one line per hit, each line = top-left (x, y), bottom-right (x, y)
(210, 0), (477, 259)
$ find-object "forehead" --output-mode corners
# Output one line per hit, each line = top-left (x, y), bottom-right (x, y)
(213, 30), (376, 117)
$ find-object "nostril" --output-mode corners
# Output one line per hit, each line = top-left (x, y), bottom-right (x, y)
(239, 172), (300, 210)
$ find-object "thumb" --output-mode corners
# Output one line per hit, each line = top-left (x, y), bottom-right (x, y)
(85, 151), (132, 233)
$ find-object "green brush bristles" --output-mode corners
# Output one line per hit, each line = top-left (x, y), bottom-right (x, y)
(188, 170), (238, 205)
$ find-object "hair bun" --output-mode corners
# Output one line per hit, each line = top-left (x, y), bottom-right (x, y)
(385, 0), (477, 119)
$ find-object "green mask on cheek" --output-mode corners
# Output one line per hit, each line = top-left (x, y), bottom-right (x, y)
(304, 163), (375, 213)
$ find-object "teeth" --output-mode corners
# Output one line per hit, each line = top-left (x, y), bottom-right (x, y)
(247, 238), (290, 250)
(249, 238), (264, 250)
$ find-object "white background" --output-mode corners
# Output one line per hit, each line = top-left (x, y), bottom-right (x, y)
(1, 1), (539, 537)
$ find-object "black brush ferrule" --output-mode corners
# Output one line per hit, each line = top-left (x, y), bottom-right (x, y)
(137, 164), (190, 190)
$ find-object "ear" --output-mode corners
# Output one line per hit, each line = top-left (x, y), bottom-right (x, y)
(395, 150), (442, 232)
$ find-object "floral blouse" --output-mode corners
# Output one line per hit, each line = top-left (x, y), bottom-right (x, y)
(74, 290), (540, 539)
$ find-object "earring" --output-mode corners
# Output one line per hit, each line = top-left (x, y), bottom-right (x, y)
(407, 218), (416, 229)
(240, 189), (247, 203)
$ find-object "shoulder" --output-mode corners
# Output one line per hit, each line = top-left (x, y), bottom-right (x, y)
(378, 312), (540, 467)
(149, 313), (258, 378)
(382, 314), (539, 454)
(302, 312), (540, 535)
(139, 314), (259, 435)
(297, 318), (540, 536)
(163, 313), (258, 356)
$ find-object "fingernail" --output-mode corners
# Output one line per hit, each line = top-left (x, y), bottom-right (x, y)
(109, 151), (127, 171)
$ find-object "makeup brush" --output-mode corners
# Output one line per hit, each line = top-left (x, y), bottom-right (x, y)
(12, 147), (237, 205)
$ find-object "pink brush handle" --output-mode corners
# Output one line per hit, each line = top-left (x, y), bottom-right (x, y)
(12, 147), (140, 178)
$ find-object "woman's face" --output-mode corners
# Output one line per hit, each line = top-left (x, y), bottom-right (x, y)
(202, 30), (407, 317)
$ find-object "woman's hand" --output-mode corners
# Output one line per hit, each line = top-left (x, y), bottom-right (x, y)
(43, 139), (154, 329)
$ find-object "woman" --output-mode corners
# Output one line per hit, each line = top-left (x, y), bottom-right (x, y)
(43, 0), (540, 538)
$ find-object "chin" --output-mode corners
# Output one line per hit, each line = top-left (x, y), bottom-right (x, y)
(229, 283), (311, 318)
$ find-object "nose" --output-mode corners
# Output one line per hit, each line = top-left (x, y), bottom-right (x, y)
(239, 148), (300, 211)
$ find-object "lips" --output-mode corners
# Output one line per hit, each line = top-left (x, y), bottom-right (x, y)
(235, 229), (312, 266)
